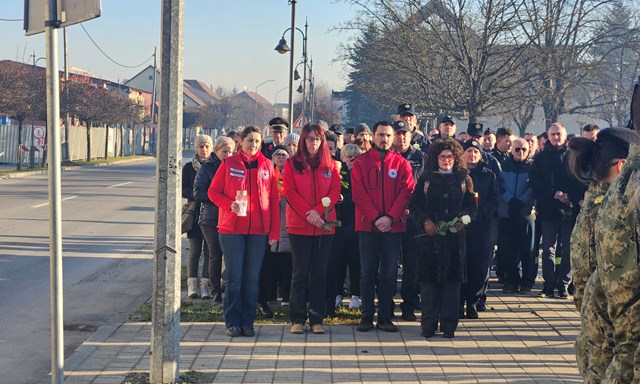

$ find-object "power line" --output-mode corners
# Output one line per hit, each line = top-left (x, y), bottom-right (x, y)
(80, 24), (153, 69)
(0, 18), (23, 21)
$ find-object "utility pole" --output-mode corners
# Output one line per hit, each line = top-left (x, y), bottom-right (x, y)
(44, 0), (64, 382)
(150, 0), (183, 382)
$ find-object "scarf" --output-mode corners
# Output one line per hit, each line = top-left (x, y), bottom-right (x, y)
(192, 155), (205, 172)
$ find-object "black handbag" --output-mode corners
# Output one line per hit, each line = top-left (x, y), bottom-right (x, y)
(181, 201), (197, 234)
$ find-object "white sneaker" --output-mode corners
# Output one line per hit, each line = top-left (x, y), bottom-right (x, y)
(349, 295), (361, 309)
(335, 295), (343, 308)
(187, 278), (199, 299)
(199, 278), (211, 299)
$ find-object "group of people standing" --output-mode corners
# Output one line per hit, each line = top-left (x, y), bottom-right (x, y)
(181, 91), (640, 360)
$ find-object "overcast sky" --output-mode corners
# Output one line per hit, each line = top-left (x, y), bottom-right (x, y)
(1, 0), (358, 103)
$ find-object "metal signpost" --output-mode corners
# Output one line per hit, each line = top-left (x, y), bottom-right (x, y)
(24, 1), (101, 382)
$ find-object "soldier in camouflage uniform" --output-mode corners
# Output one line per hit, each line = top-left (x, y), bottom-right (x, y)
(591, 84), (640, 383)
(568, 128), (640, 382)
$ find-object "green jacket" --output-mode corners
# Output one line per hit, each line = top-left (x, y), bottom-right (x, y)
(594, 144), (640, 382)
(571, 180), (608, 310)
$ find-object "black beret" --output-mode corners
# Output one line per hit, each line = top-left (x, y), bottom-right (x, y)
(397, 103), (415, 116)
(467, 122), (484, 137)
(462, 139), (483, 152)
(597, 128), (640, 149)
(393, 120), (410, 132)
(268, 117), (289, 130)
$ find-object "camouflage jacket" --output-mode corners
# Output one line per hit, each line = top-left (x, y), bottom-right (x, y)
(594, 144), (640, 382)
(571, 180), (608, 310)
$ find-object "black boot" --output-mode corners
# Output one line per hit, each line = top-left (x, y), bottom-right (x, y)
(259, 302), (274, 318)
(466, 303), (479, 319)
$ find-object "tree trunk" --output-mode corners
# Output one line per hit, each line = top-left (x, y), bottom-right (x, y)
(86, 121), (92, 162)
(17, 119), (23, 170)
(41, 124), (48, 167)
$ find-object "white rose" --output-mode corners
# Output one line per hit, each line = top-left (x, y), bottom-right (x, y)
(461, 215), (471, 225)
(321, 197), (331, 208)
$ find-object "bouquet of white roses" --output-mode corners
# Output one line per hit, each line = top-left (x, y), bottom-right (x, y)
(416, 214), (471, 238)
(320, 197), (342, 231)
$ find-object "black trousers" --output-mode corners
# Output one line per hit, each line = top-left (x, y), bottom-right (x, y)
(421, 282), (461, 334)
(259, 250), (292, 303)
(200, 224), (224, 294)
(462, 220), (494, 305)
(326, 225), (360, 301)
(501, 216), (536, 288)
(400, 219), (420, 314)
(289, 234), (334, 325)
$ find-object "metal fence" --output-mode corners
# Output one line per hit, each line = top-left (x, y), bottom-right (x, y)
(0, 123), (151, 165)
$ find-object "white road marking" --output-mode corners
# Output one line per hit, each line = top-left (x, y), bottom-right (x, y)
(32, 195), (78, 208)
(107, 181), (134, 189)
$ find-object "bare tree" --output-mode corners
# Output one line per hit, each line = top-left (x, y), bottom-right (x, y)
(0, 61), (46, 169)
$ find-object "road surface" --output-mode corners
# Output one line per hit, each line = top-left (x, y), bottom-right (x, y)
(0, 158), (163, 384)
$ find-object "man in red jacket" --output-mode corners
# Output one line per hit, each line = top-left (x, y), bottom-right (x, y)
(351, 121), (415, 332)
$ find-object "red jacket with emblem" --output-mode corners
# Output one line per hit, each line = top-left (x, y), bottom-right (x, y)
(208, 150), (280, 241)
(283, 159), (341, 236)
(351, 149), (415, 232)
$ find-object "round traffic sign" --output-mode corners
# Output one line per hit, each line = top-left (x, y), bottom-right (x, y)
(33, 126), (45, 139)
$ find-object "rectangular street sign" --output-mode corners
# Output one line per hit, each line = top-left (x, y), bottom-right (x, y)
(25, 0), (101, 36)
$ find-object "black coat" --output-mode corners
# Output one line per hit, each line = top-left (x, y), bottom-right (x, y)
(468, 162), (500, 222)
(336, 162), (356, 228)
(529, 142), (586, 220)
(410, 170), (477, 283)
(193, 154), (222, 227)
(182, 159), (204, 239)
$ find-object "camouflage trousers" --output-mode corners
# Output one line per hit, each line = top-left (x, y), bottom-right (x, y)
(576, 270), (614, 383)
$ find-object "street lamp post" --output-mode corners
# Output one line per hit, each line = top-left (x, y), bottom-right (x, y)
(255, 79), (275, 126)
(274, 86), (289, 116)
(274, 1), (311, 128)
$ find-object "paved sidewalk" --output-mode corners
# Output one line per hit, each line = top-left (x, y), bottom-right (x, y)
(55, 289), (581, 384)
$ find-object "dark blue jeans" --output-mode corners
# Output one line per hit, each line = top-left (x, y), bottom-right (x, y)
(218, 234), (267, 329)
(359, 232), (402, 321)
(540, 219), (573, 291)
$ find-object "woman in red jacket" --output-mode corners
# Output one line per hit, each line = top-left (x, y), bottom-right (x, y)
(208, 126), (280, 338)
(284, 123), (341, 335)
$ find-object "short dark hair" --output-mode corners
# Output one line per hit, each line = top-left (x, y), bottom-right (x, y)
(583, 124), (600, 133)
(495, 127), (514, 139)
(373, 120), (394, 133)
(538, 132), (549, 140)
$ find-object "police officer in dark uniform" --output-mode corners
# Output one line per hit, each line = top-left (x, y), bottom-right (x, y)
(397, 103), (429, 153)
(468, 122), (504, 311)
(392, 120), (424, 321)
(262, 117), (289, 159)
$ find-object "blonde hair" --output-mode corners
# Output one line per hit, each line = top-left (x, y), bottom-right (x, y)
(340, 143), (362, 162)
(213, 136), (234, 152)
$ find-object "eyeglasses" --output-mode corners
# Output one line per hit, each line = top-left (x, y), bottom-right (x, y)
(306, 137), (322, 143)
(438, 154), (456, 161)
(513, 147), (527, 153)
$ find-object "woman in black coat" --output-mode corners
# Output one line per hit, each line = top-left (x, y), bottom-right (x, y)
(193, 135), (235, 302)
(183, 134), (213, 299)
(460, 139), (499, 320)
(409, 138), (477, 339)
